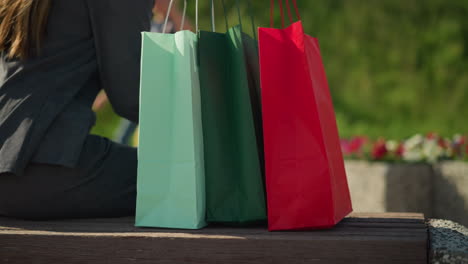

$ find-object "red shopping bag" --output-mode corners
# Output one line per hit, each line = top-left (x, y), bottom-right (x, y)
(259, 0), (352, 231)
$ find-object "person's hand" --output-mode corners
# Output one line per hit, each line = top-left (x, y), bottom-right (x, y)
(92, 91), (109, 112)
(153, 0), (172, 15)
(154, 0), (194, 32)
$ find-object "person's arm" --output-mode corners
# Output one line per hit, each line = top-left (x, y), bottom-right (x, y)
(154, 0), (194, 32)
(86, 0), (154, 123)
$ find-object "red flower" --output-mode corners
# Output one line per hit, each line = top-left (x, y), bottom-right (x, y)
(466, 144), (468, 156)
(372, 138), (388, 160)
(452, 144), (461, 157)
(438, 138), (448, 149)
(426, 132), (438, 140)
(395, 143), (405, 157)
(459, 136), (466, 146)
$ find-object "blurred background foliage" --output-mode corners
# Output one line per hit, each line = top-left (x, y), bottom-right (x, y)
(92, 0), (468, 140)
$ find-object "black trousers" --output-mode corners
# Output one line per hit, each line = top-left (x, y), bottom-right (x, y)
(0, 135), (137, 220)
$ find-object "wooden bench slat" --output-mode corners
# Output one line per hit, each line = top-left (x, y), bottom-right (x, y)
(0, 213), (428, 264)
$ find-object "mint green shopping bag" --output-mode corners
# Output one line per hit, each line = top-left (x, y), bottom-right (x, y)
(136, 2), (206, 229)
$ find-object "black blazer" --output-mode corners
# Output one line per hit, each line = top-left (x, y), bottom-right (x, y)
(0, 0), (154, 175)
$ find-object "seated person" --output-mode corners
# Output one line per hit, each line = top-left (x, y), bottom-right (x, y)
(0, 0), (181, 220)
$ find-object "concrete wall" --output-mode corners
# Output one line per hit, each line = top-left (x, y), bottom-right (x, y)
(433, 161), (468, 227)
(345, 161), (468, 226)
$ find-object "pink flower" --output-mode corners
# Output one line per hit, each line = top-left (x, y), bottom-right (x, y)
(348, 136), (367, 153)
(372, 138), (388, 160)
(341, 136), (367, 156)
(340, 139), (351, 154)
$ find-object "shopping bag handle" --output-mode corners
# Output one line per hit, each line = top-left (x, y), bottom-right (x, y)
(196, 0), (199, 32)
(180, 0), (187, 31)
(163, 0), (190, 33)
(210, 0), (216, 32)
(221, 0), (229, 31)
(270, 0), (301, 28)
(218, 0), (257, 41)
(246, 0), (257, 41)
(236, 0), (257, 41)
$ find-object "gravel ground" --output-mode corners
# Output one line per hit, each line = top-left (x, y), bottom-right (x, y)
(429, 219), (468, 264)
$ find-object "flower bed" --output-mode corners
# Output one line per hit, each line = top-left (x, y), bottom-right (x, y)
(341, 133), (467, 163)
(345, 160), (468, 227)
(342, 134), (467, 226)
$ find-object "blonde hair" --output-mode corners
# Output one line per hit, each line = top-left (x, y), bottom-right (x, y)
(0, 0), (52, 59)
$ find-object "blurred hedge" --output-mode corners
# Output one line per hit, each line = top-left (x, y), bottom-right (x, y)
(92, 0), (468, 140)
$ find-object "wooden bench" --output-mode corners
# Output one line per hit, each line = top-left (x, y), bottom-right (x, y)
(0, 213), (428, 263)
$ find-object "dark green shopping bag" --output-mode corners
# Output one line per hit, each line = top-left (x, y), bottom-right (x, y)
(241, 31), (264, 178)
(198, 1), (266, 223)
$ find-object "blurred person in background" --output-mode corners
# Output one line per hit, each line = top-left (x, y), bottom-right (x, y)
(0, 0), (189, 220)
